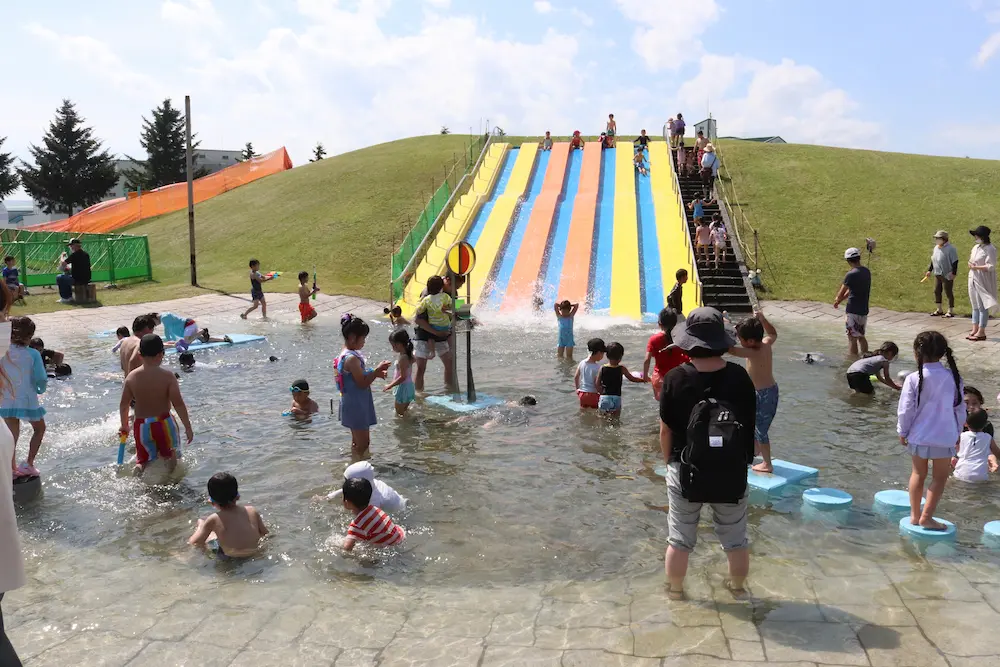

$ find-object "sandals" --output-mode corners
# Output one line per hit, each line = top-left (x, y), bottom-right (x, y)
(930, 311), (943, 317)
(944, 313), (955, 318)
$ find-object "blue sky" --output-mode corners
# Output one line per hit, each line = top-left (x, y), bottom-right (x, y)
(4, 0), (1000, 201)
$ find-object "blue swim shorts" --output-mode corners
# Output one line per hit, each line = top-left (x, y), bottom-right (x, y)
(598, 395), (622, 412)
(754, 384), (780, 445)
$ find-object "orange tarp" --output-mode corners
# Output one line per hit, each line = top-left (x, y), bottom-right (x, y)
(32, 148), (293, 234)
(557, 145), (601, 307)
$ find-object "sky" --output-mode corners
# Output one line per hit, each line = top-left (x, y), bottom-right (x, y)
(3, 0), (1000, 201)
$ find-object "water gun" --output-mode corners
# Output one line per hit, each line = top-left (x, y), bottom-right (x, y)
(117, 429), (128, 465)
(265, 271), (282, 279)
(312, 266), (318, 301)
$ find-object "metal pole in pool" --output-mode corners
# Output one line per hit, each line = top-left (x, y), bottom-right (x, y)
(466, 277), (476, 404)
(185, 95), (197, 287)
(449, 268), (460, 395)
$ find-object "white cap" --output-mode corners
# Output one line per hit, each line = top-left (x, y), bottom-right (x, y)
(844, 247), (861, 260)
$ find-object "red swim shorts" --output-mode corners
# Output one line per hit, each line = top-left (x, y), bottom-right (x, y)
(578, 391), (600, 409)
(299, 302), (317, 323)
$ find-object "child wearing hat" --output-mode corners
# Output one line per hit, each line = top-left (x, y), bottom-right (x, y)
(925, 230), (958, 318)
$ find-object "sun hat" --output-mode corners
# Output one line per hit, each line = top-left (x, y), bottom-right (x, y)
(933, 230), (949, 240)
(970, 225), (991, 239)
(704, 143), (715, 152)
(844, 247), (862, 260)
(671, 307), (735, 352)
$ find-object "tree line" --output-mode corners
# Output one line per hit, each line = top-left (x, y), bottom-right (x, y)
(1, 99), (329, 216)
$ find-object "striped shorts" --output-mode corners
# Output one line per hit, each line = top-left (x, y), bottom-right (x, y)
(134, 413), (180, 465)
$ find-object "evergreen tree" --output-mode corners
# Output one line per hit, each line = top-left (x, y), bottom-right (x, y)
(17, 100), (118, 215)
(0, 137), (18, 199)
(123, 98), (205, 191)
(310, 142), (326, 162)
(440, 126), (450, 135)
(240, 142), (257, 161)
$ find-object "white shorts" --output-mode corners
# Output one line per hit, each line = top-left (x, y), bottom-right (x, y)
(182, 323), (199, 339)
(414, 339), (449, 360)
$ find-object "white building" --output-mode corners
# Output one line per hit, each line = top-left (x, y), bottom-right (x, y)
(105, 148), (243, 199)
(0, 200), (67, 229)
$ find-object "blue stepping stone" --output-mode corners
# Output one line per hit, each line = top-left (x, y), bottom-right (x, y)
(874, 489), (924, 511)
(899, 516), (956, 540)
(653, 465), (668, 478)
(424, 394), (505, 413)
(803, 487), (853, 509)
(747, 459), (818, 493)
(984, 521), (1000, 539)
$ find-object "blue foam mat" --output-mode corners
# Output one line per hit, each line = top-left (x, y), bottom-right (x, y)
(899, 516), (956, 540)
(802, 487), (853, 509)
(165, 334), (266, 354)
(747, 459), (818, 492)
(424, 394), (504, 413)
(984, 520), (1000, 538)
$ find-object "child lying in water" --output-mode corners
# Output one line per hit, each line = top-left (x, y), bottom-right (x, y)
(189, 472), (269, 558)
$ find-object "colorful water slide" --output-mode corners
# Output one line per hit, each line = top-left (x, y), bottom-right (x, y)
(591, 149), (616, 311)
(556, 146), (601, 307)
(501, 143), (570, 308)
(466, 144), (539, 304)
(397, 142), (509, 317)
(635, 148), (664, 315)
(610, 144), (641, 319)
(649, 142), (699, 314)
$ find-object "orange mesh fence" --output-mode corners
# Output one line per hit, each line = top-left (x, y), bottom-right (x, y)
(31, 148), (293, 234)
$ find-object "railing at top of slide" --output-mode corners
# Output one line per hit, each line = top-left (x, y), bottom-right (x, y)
(661, 124), (702, 307)
(0, 230), (152, 287)
(390, 132), (493, 302)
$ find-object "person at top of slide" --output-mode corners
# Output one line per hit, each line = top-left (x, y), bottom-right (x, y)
(569, 130), (584, 150)
(728, 311), (780, 473)
(541, 131), (553, 151)
(606, 113), (617, 147)
(188, 472), (269, 559)
(644, 308), (688, 402)
(634, 129), (651, 148)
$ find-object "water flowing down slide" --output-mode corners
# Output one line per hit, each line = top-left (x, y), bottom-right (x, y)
(397, 143), (509, 317)
(539, 147), (583, 309)
(610, 143), (641, 319)
(635, 148), (664, 316)
(556, 145), (601, 309)
(648, 142), (698, 314)
(465, 144), (539, 305)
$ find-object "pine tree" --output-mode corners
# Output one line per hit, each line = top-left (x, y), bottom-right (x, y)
(123, 98), (204, 191)
(0, 137), (18, 199)
(240, 142), (257, 161)
(310, 142), (326, 162)
(17, 100), (118, 215)
(440, 126), (450, 135)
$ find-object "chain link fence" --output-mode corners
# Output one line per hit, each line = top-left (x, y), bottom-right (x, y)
(0, 230), (152, 287)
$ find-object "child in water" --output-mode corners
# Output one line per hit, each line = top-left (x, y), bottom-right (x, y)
(341, 477), (406, 551)
(297, 271), (319, 323)
(846, 342), (901, 394)
(189, 472), (269, 558)
(574, 338), (606, 409)
(643, 307), (688, 401)
(289, 379), (319, 416)
(383, 329), (415, 416)
(963, 386), (994, 436)
(597, 342), (646, 416)
(384, 305), (410, 333)
(896, 331), (965, 530)
(554, 299), (579, 359)
(324, 460), (407, 512)
(729, 311), (780, 472)
(111, 326), (130, 354)
(1, 317), (48, 477)
(334, 314), (391, 458)
(952, 408), (1000, 483)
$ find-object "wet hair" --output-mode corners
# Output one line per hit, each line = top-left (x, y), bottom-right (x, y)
(249, 259), (259, 268)
(519, 395), (537, 406)
(657, 308), (679, 341)
(342, 477), (373, 508)
(10, 317), (35, 346)
(28, 337), (43, 351)
(3, 256), (13, 263)
(207, 472), (239, 508)
(389, 329), (414, 361)
(697, 130), (704, 136)
(298, 270), (309, 282)
(268, 355), (279, 362)
(913, 331), (961, 407)
(116, 326), (130, 338)
(139, 333), (165, 357)
(964, 385), (985, 405)
(341, 313), (370, 341)
(587, 338), (606, 354)
(863, 341), (898, 359)
(426, 275), (444, 295)
(606, 342), (625, 362)
(290, 378), (309, 392)
(52, 363), (71, 377)
(968, 407), (989, 432)
(675, 268), (688, 281)
(558, 299), (572, 312)
(384, 305), (403, 317)
(179, 352), (196, 368)
(609, 113), (614, 118)
(736, 316), (764, 342)
(132, 314), (153, 335)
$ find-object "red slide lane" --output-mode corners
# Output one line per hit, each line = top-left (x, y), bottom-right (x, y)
(555, 145), (601, 308)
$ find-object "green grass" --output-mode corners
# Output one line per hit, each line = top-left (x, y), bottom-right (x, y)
(718, 140), (1000, 314)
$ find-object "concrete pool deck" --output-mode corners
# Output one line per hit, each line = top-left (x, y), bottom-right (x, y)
(7, 294), (1000, 666)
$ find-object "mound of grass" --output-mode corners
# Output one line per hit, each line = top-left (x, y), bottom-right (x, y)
(719, 140), (1000, 314)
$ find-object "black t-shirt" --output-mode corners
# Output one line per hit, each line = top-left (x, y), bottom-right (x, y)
(843, 266), (871, 316)
(598, 365), (624, 396)
(68, 249), (92, 285)
(667, 283), (683, 312)
(659, 361), (756, 464)
(635, 135), (650, 147)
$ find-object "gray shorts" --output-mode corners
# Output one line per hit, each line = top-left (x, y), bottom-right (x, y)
(666, 463), (749, 553)
(414, 339), (450, 360)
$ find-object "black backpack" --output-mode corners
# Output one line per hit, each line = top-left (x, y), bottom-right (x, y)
(678, 370), (748, 503)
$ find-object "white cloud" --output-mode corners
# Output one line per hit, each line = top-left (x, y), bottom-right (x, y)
(569, 7), (594, 26)
(424, 0), (451, 7)
(975, 31), (1000, 66)
(533, 1), (553, 14)
(615, 0), (720, 71)
(161, 0), (221, 27)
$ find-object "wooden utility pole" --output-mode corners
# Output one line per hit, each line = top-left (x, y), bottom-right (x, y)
(185, 95), (197, 286)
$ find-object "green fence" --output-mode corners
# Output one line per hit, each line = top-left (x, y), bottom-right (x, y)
(0, 230), (152, 287)
(390, 133), (489, 301)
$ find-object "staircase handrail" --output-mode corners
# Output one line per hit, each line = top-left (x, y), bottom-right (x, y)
(662, 124), (702, 308)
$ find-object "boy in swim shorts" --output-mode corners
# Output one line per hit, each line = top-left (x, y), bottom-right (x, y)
(241, 259), (274, 320)
(298, 271), (319, 323)
(189, 472), (269, 558)
(728, 310), (779, 473)
(119, 334), (194, 478)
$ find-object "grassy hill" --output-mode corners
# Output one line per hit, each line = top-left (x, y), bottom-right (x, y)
(718, 140), (1000, 314)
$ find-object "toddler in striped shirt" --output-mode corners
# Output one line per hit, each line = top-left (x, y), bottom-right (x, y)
(341, 477), (406, 551)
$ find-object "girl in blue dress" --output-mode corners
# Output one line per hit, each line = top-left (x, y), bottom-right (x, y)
(334, 314), (390, 458)
(554, 300), (579, 360)
(0, 317), (47, 477)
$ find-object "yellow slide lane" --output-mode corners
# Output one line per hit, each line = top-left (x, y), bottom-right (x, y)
(467, 143), (539, 304)
(649, 142), (700, 314)
(398, 142), (509, 317)
(610, 143), (641, 319)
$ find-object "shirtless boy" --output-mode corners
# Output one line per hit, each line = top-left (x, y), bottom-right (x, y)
(728, 310), (779, 473)
(119, 334), (193, 478)
(298, 271), (320, 323)
(119, 314), (154, 377)
(188, 472), (269, 558)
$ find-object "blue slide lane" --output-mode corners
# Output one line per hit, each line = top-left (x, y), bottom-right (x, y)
(635, 152), (663, 315)
(591, 149), (616, 311)
(540, 148), (582, 309)
(487, 150), (551, 305)
(464, 149), (516, 247)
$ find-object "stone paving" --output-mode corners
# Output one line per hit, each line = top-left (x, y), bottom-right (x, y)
(6, 294), (1000, 666)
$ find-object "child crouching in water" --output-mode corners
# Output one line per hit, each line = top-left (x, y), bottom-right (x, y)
(897, 331), (964, 530)
(597, 342), (647, 416)
(383, 329), (415, 415)
(324, 461), (407, 513)
(953, 408), (1000, 483)
(189, 472), (269, 558)
(1, 317), (47, 477)
(846, 342), (901, 394)
(341, 477), (405, 551)
(289, 379), (319, 416)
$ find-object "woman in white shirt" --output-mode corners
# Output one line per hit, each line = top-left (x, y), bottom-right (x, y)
(966, 225), (997, 342)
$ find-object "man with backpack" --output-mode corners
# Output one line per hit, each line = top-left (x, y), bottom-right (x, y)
(658, 307), (756, 599)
